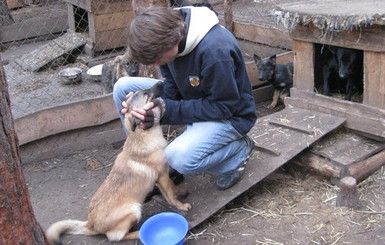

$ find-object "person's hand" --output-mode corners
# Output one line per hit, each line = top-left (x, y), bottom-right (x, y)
(131, 99), (163, 129)
(121, 93), (165, 130)
(120, 92), (133, 115)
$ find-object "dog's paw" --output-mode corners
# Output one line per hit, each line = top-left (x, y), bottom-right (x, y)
(267, 104), (276, 109)
(180, 202), (192, 211)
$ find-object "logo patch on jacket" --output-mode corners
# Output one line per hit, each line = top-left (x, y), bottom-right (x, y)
(189, 76), (200, 87)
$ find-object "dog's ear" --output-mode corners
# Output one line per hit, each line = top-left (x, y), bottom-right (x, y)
(253, 54), (261, 63)
(269, 55), (277, 64)
(129, 117), (141, 132)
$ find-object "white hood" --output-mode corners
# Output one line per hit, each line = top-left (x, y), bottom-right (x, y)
(177, 6), (219, 57)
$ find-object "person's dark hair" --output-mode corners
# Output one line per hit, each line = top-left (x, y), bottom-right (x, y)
(128, 6), (184, 65)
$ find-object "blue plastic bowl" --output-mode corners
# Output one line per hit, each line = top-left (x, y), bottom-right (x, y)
(139, 212), (189, 245)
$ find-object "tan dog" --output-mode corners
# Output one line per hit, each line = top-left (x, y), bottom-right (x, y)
(46, 81), (191, 244)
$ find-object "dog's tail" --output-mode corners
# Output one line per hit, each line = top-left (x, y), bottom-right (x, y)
(46, 219), (97, 245)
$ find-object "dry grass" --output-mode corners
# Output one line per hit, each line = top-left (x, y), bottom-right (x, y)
(187, 165), (385, 244)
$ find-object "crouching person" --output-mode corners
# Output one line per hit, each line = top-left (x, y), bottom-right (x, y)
(113, 6), (257, 190)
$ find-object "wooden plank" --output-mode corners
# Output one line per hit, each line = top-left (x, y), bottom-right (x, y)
(290, 24), (385, 52)
(67, 3), (76, 31)
(179, 106), (345, 229)
(91, 0), (132, 14)
(293, 40), (314, 91)
(14, 94), (119, 146)
(310, 131), (385, 166)
(1, 12), (68, 43)
(14, 32), (87, 71)
(252, 84), (274, 103)
(65, 0), (132, 14)
(286, 88), (385, 140)
(93, 10), (134, 32)
(364, 51), (385, 107)
(233, 21), (292, 50)
(92, 28), (129, 51)
(292, 151), (343, 179)
(348, 150), (385, 182)
(20, 120), (125, 164)
(6, 0), (23, 9)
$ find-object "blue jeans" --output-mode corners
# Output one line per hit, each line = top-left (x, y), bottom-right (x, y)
(113, 77), (251, 175)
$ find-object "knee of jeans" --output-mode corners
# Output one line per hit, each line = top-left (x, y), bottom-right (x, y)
(165, 145), (196, 174)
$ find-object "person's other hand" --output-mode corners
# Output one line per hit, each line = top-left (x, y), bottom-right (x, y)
(120, 92), (134, 115)
(131, 99), (163, 129)
(122, 94), (164, 130)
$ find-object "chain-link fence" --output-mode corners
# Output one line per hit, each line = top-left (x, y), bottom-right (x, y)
(1, 0), (293, 161)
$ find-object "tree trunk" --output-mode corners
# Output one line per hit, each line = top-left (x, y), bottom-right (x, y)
(0, 1), (14, 26)
(0, 58), (47, 244)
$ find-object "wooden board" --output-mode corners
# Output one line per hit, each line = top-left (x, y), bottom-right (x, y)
(289, 24), (385, 53)
(364, 51), (385, 107)
(287, 88), (385, 140)
(233, 21), (292, 51)
(293, 40), (314, 91)
(6, 0), (22, 9)
(13, 32), (87, 72)
(14, 94), (118, 145)
(1, 11), (68, 44)
(92, 11), (134, 32)
(310, 131), (385, 166)
(149, 107), (345, 230)
(65, 0), (132, 14)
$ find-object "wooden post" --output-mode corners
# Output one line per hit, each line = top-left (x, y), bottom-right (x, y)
(223, 0), (233, 33)
(364, 51), (385, 107)
(336, 176), (360, 209)
(292, 40), (314, 92)
(348, 150), (385, 182)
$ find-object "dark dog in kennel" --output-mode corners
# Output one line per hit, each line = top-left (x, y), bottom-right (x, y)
(253, 54), (293, 109)
(321, 46), (363, 101)
(101, 52), (140, 94)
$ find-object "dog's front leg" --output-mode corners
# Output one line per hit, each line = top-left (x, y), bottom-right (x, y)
(268, 89), (280, 109)
(344, 78), (354, 101)
(157, 170), (192, 211)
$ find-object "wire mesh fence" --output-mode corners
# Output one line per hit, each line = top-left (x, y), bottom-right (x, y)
(1, 0), (292, 160)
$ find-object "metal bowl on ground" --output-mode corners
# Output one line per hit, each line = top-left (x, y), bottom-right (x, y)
(59, 67), (83, 85)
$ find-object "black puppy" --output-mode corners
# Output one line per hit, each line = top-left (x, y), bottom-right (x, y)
(101, 52), (140, 94)
(322, 46), (363, 101)
(253, 54), (293, 109)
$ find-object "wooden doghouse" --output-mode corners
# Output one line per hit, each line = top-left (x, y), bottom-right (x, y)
(274, 0), (385, 141)
(65, 0), (134, 56)
(272, 1), (385, 206)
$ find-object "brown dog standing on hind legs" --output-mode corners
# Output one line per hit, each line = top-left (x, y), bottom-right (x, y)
(45, 81), (191, 245)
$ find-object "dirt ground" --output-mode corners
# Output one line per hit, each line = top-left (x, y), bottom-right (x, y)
(22, 101), (385, 245)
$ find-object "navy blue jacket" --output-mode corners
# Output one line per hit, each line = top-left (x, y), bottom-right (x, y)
(160, 7), (257, 135)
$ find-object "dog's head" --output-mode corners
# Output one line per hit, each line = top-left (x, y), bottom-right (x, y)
(334, 47), (361, 79)
(253, 54), (276, 81)
(101, 54), (140, 94)
(125, 81), (164, 132)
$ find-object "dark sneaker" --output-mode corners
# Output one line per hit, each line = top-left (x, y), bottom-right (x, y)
(216, 136), (255, 190)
